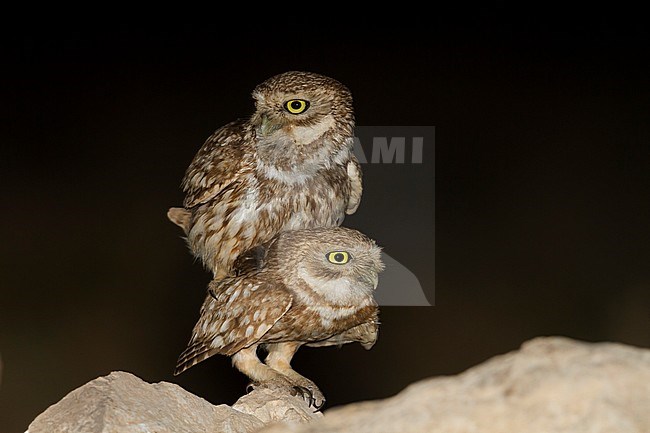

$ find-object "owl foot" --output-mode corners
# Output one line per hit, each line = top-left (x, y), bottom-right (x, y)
(287, 376), (325, 410)
(291, 385), (325, 411)
(281, 372), (326, 410)
(245, 378), (325, 410)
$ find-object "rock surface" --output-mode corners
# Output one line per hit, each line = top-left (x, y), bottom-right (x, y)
(27, 371), (319, 433)
(27, 337), (650, 433)
(261, 337), (650, 433)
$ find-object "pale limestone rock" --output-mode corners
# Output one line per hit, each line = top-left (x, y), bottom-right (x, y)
(27, 371), (264, 433)
(260, 337), (650, 433)
(27, 338), (650, 433)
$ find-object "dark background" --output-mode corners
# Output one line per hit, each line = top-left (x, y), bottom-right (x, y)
(2, 10), (649, 432)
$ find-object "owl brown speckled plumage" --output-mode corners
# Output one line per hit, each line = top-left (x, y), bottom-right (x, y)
(174, 227), (384, 409)
(168, 71), (362, 278)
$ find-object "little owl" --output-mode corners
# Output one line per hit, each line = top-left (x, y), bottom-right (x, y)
(168, 71), (362, 278)
(174, 226), (384, 409)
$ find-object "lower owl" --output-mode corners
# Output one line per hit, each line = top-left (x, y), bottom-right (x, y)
(174, 226), (384, 409)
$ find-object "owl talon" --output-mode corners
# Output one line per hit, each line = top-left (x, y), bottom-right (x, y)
(313, 397), (325, 411)
(246, 383), (256, 394)
(291, 385), (313, 405)
(291, 385), (326, 410)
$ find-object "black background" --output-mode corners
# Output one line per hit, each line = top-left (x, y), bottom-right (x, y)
(2, 9), (649, 432)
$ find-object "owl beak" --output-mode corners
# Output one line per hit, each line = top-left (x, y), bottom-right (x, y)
(257, 113), (281, 136)
(359, 272), (380, 291)
(371, 273), (379, 291)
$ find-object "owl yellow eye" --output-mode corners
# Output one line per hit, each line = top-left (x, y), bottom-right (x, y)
(284, 99), (310, 114)
(326, 251), (350, 265)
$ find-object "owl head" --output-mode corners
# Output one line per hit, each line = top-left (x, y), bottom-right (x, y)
(251, 71), (355, 148)
(268, 226), (384, 305)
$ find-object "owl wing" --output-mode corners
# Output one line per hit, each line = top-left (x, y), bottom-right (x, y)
(181, 119), (250, 209)
(345, 156), (363, 214)
(306, 307), (379, 349)
(231, 236), (279, 276)
(174, 275), (292, 375)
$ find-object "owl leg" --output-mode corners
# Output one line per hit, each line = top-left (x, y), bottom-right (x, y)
(232, 345), (322, 409)
(231, 345), (294, 388)
(232, 344), (320, 407)
(265, 342), (326, 410)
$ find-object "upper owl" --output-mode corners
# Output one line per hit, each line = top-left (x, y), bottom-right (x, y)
(168, 71), (363, 278)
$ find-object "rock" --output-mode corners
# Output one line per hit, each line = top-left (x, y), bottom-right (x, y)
(259, 337), (650, 433)
(27, 338), (650, 433)
(26, 371), (319, 433)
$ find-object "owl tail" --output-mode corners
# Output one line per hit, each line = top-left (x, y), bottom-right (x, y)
(167, 207), (192, 234)
(174, 342), (218, 376)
